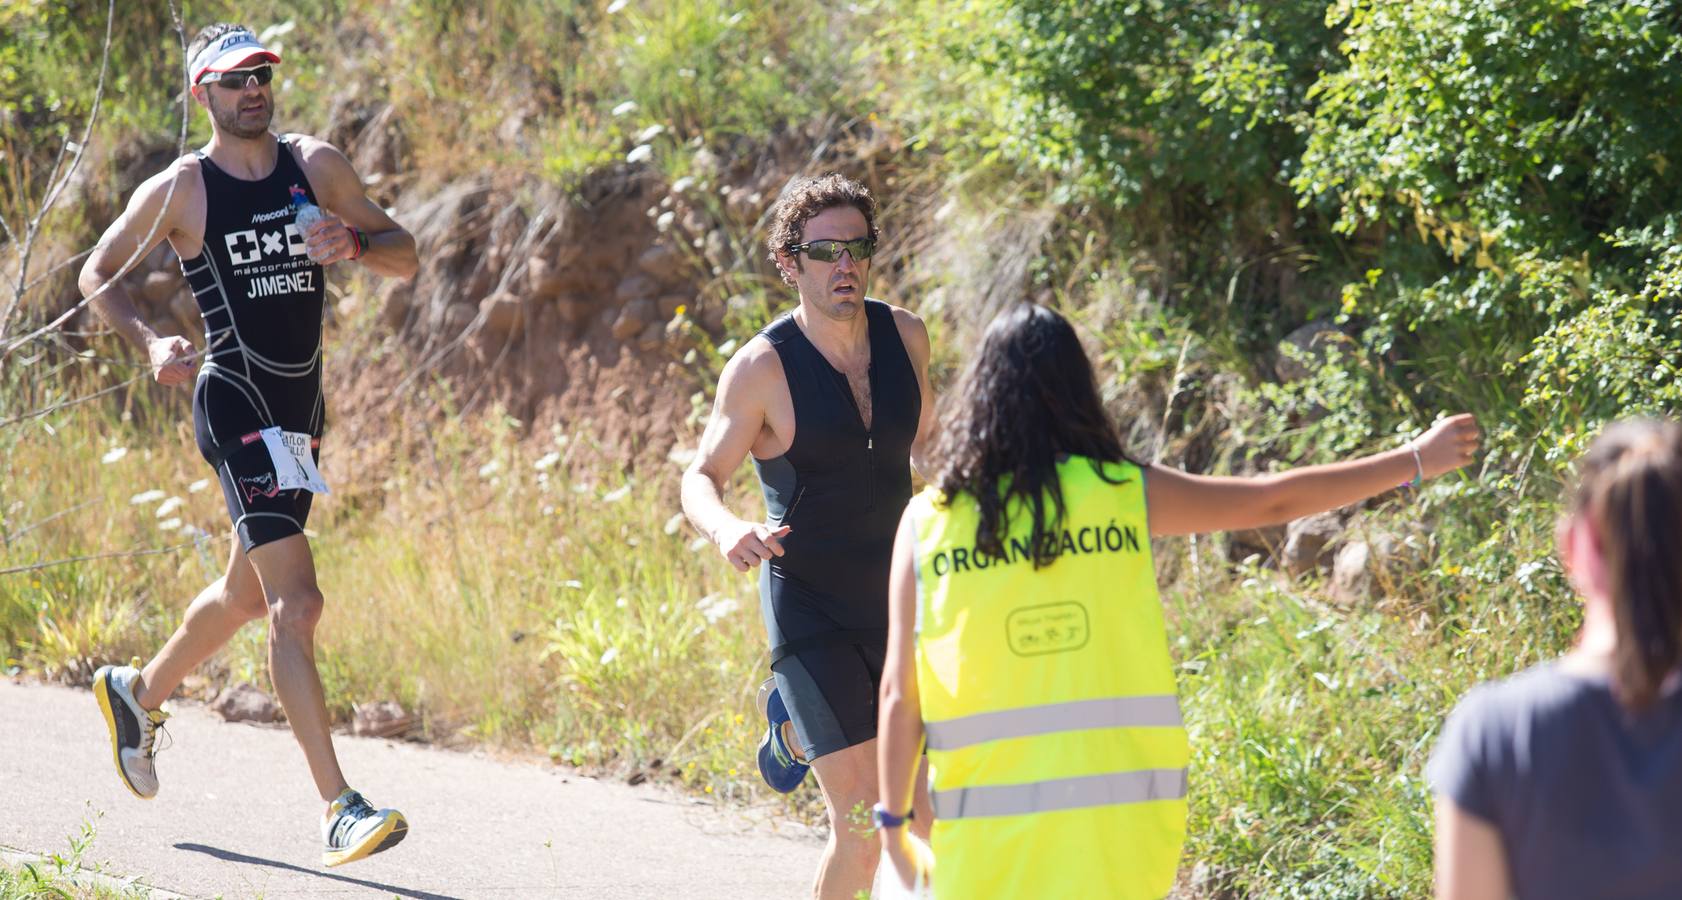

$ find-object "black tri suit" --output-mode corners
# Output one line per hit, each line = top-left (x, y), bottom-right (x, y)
(753, 298), (920, 760)
(181, 136), (327, 551)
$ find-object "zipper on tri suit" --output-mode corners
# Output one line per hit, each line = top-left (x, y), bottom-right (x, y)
(867, 434), (875, 511)
(782, 485), (807, 526)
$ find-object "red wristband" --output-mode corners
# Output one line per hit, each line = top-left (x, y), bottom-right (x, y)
(347, 226), (369, 259)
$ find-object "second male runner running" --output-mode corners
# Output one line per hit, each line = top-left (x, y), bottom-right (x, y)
(683, 174), (939, 899)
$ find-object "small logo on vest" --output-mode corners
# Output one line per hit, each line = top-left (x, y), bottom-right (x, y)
(1006, 602), (1090, 656)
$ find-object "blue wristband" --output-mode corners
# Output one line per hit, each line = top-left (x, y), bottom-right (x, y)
(872, 803), (913, 830)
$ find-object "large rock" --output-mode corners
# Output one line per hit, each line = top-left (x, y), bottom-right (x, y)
(1275, 319), (1352, 383)
(380, 284), (412, 331)
(526, 254), (566, 299)
(612, 297), (656, 341)
(636, 242), (688, 284)
(211, 682), (282, 724)
(656, 294), (690, 320)
(637, 321), (666, 352)
(351, 700), (415, 739)
(614, 273), (660, 305)
(556, 293), (596, 325)
(441, 302), (477, 336)
(1283, 512), (1344, 577)
(1329, 530), (1409, 605)
(698, 300), (728, 335)
(479, 291), (526, 341)
(1330, 540), (1374, 605)
(1227, 524), (1286, 564)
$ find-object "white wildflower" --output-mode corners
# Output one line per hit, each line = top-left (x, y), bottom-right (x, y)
(478, 459), (503, 479)
(599, 647), (619, 666)
(129, 489), (166, 505)
(689, 537), (711, 553)
(534, 451), (562, 471)
(611, 100), (638, 117)
(601, 484), (632, 503)
(626, 144), (654, 165)
(187, 478), (210, 493)
(663, 513), (686, 536)
(102, 447), (129, 464)
(158, 517), (182, 531)
(155, 496), (185, 518)
(697, 594), (740, 624)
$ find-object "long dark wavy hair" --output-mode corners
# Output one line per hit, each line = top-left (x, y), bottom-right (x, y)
(931, 303), (1141, 568)
(1571, 418), (1682, 711)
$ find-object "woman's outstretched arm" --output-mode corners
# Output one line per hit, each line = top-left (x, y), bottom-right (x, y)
(1146, 414), (1481, 537)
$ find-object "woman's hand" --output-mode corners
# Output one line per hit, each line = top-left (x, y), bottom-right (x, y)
(1413, 413), (1482, 479)
(880, 826), (926, 892)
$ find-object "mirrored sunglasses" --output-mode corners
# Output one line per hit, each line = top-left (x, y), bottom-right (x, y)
(202, 65), (274, 90)
(787, 237), (876, 263)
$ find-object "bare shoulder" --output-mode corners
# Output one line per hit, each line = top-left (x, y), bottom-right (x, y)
(284, 133), (360, 189)
(112, 154), (202, 240)
(284, 133), (350, 166)
(132, 154), (202, 207)
(885, 302), (931, 356)
(720, 333), (784, 392)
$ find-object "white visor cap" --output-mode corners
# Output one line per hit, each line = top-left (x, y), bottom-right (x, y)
(191, 29), (281, 84)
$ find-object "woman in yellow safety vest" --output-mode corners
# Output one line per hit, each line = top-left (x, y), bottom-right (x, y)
(875, 303), (1480, 898)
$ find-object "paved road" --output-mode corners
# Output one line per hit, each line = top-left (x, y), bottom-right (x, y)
(0, 680), (822, 898)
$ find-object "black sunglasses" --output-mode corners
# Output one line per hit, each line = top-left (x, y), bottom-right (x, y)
(786, 237), (876, 263)
(203, 65), (274, 90)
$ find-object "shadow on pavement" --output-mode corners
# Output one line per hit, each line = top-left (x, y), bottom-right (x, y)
(172, 843), (463, 900)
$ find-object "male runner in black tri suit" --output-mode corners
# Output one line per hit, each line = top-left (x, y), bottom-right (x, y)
(79, 23), (418, 867)
(682, 174), (939, 899)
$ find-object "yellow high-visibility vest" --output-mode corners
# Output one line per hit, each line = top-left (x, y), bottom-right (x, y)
(908, 456), (1188, 899)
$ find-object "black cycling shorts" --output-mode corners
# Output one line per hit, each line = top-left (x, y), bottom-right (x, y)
(210, 433), (319, 552)
(761, 565), (889, 760)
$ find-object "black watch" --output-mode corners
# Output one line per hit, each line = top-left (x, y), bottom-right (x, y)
(871, 802), (913, 830)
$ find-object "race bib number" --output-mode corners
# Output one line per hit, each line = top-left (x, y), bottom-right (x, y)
(258, 426), (331, 495)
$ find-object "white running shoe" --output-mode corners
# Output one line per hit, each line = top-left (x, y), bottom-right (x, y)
(322, 789), (408, 867)
(92, 659), (168, 799)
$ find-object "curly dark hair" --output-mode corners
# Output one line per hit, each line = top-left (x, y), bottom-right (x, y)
(932, 303), (1141, 568)
(765, 174), (879, 285)
(188, 23), (253, 70)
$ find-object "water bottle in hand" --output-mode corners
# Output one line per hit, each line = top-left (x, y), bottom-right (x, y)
(289, 184), (327, 262)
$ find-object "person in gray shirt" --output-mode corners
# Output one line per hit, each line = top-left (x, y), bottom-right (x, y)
(1429, 418), (1682, 900)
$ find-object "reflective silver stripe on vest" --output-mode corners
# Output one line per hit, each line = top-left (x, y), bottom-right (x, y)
(924, 695), (1182, 751)
(932, 768), (1188, 819)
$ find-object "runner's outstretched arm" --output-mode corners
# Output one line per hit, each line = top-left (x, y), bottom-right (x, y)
(289, 136), (416, 278)
(878, 509), (927, 889)
(79, 163), (197, 387)
(681, 341), (790, 571)
(1145, 414), (1481, 537)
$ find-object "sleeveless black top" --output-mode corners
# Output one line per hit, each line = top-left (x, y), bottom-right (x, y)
(181, 136), (326, 463)
(753, 299), (921, 660)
